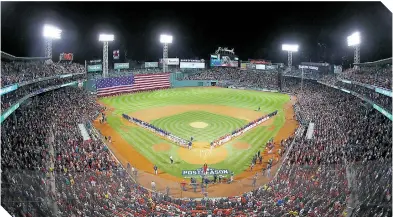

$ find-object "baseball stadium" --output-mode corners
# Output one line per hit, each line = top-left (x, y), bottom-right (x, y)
(1, 2), (392, 217)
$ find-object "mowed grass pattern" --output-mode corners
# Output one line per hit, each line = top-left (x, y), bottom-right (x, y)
(151, 111), (247, 141)
(100, 87), (289, 177)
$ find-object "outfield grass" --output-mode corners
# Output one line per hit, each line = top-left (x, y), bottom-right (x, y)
(100, 87), (289, 178)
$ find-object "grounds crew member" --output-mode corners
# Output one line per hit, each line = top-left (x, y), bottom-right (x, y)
(170, 156), (173, 164)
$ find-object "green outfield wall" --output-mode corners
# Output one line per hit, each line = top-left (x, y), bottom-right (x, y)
(170, 72), (217, 87)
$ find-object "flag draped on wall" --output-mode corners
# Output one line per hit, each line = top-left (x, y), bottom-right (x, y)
(96, 73), (170, 96)
(131, 73), (170, 91)
(96, 76), (134, 96)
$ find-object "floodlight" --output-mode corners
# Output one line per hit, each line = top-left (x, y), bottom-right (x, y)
(160, 34), (173, 43)
(347, 32), (360, 46)
(282, 44), (299, 52)
(43, 25), (62, 39)
(99, 34), (115, 42)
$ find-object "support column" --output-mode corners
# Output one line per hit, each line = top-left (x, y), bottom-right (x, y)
(103, 41), (109, 77)
(163, 43), (168, 72)
(354, 45), (360, 70)
(287, 51), (293, 68)
(45, 38), (53, 59)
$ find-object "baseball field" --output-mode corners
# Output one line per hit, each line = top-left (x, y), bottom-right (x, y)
(94, 87), (298, 197)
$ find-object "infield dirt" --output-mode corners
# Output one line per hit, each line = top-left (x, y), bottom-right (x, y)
(94, 96), (298, 198)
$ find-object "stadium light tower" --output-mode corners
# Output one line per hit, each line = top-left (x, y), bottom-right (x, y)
(99, 34), (115, 77)
(43, 24), (62, 59)
(347, 32), (361, 69)
(160, 34), (173, 73)
(282, 44), (299, 68)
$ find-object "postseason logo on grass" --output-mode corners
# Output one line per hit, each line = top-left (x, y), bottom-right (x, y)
(182, 168), (230, 177)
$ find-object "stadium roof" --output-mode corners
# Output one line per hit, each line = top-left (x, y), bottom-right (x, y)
(1, 51), (50, 61)
(354, 57), (392, 66)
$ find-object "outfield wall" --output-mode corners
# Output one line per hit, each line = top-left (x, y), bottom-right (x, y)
(171, 80), (217, 87)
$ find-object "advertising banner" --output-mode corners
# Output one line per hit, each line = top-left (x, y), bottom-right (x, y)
(182, 167), (231, 177)
(145, 62), (159, 68)
(114, 63), (130, 70)
(89, 59), (101, 63)
(87, 64), (102, 72)
(180, 62), (205, 69)
(266, 65), (277, 70)
(373, 104), (392, 121)
(255, 64), (266, 70)
(113, 50), (120, 60)
(180, 59), (205, 63)
(240, 63), (247, 70)
(299, 65), (319, 70)
(0, 84), (18, 96)
(249, 59), (271, 64)
(159, 58), (179, 65)
(246, 63), (256, 69)
(376, 88), (393, 97)
(0, 103), (19, 123)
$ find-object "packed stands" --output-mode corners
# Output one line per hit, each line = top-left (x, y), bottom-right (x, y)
(1, 62), (85, 86)
(185, 68), (279, 90)
(1, 55), (392, 217)
(339, 64), (392, 89)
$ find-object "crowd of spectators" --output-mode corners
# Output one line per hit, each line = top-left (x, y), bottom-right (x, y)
(1, 61), (85, 86)
(1, 74), (86, 111)
(1, 64), (391, 216)
(185, 68), (279, 90)
(339, 67), (392, 89)
(335, 81), (392, 110)
(283, 68), (324, 80)
(122, 114), (189, 147)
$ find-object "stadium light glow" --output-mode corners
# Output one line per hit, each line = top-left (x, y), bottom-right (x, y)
(160, 34), (173, 44)
(282, 44), (299, 52)
(43, 25), (62, 39)
(99, 34), (115, 42)
(347, 32), (360, 46)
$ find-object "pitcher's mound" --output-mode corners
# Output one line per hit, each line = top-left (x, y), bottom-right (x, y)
(152, 143), (171, 152)
(233, 142), (251, 150)
(189, 122), (209, 129)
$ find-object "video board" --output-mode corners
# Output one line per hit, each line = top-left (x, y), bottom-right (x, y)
(210, 54), (238, 67)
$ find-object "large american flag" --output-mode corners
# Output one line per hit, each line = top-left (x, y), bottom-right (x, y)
(96, 73), (170, 96)
(131, 73), (170, 91)
(96, 76), (134, 96)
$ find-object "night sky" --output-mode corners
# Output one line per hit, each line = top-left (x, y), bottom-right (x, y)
(1, 1), (392, 66)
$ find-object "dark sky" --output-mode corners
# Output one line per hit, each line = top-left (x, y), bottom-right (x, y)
(1, 1), (392, 65)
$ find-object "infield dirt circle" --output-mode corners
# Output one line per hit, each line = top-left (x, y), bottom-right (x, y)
(189, 121), (209, 129)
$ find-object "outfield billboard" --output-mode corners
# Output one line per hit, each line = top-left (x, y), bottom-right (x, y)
(87, 64), (102, 72)
(180, 62), (205, 69)
(145, 62), (159, 68)
(114, 63), (129, 70)
(159, 58), (179, 65)
(255, 64), (266, 70)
